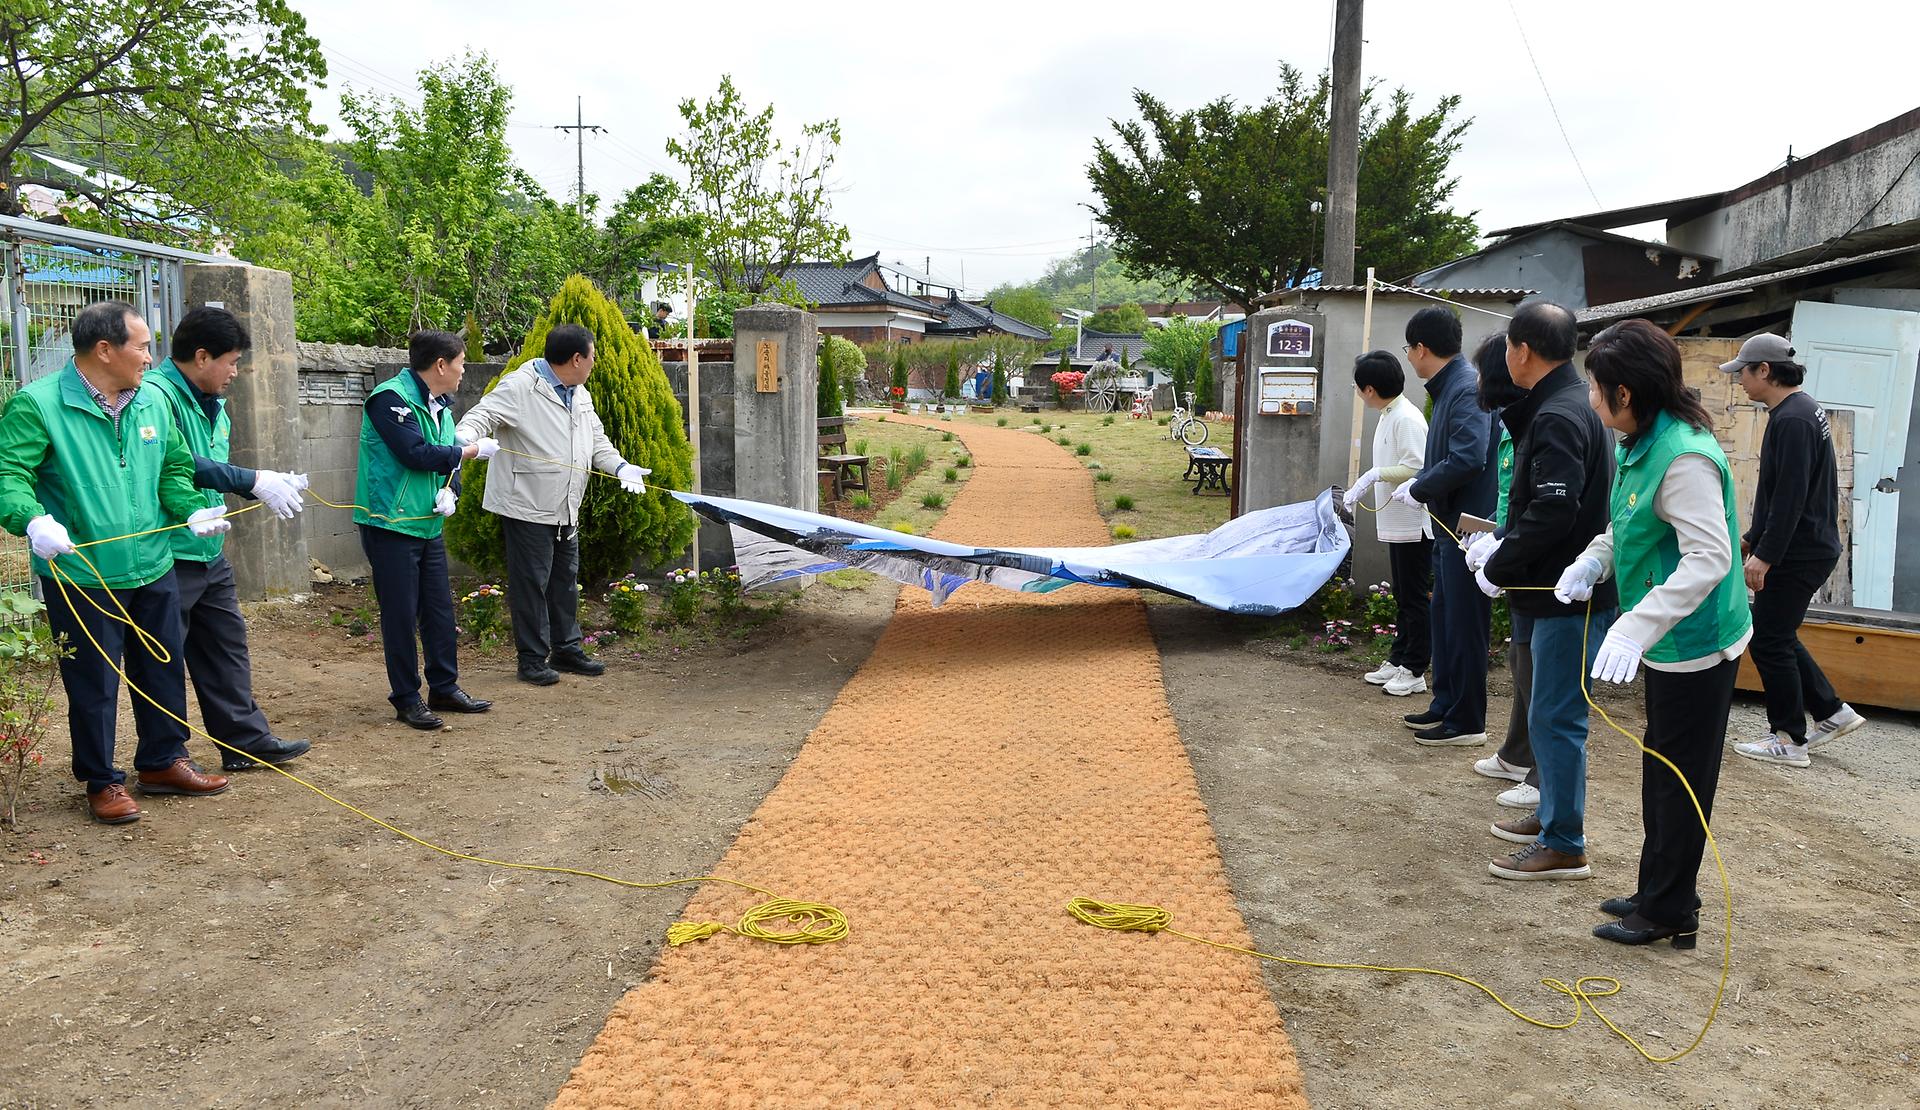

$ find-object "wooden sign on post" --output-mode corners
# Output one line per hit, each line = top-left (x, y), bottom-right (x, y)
(755, 340), (779, 393)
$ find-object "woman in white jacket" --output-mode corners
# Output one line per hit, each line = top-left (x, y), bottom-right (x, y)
(1342, 350), (1430, 697)
(454, 323), (650, 685)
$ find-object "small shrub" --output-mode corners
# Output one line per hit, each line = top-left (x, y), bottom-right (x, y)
(943, 467), (958, 482)
(921, 492), (945, 509)
(905, 444), (929, 473)
(1102, 414), (1115, 426)
(1056, 434), (1072, 446)
(889, 444), (904, 463)
(606, 574), (651, 634)
(885, 467), (903, 491)
(876, 414), (887, 422)
(708, 565), (746, 623)
(996, 417), (1008, 427)
(941, 431), (954, 442)
(1031, 417), (1042, 425)
(853, 438), (868, 455)
(1075, 443), (1092, 456)
(457, 584), (508, 647)
(956, 455), (971, 467)
(1156, 415), (1171, 426)
(663, 567), (704, 624)
(1095, 471), (1114, 483)
(891, 520), (915, 534)
(1114, 494), (1135, 511)
(849, 491), (873, 510)
(1040, 423), (1053, 433)
(0, 592), (65, 830)
(1112, 524), (1136, 539)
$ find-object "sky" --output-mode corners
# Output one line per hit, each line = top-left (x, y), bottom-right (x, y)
(299, 0), (1920, 299)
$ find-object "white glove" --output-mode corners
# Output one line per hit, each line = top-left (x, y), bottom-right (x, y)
(251, 469), (307, 519)
(1474, 565), (1504, 598)
(1591, 626), (1645, 685)
(1390, 481), (1419, 508)
(616, 463), (651, 495)
(1463, 532), (1502, 573)
(1554, 556), (1605, 605)
(1342, 468), (1380, 511)
(25, 515), (75, 559)
(473, 437), (499, 461)
(186, 505), (231, 537)
(433, 487), (457, 517)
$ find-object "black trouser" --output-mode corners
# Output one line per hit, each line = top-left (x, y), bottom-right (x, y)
(502, 517), (585, 668)
(1493, 618), (1540, 788)
(1631, 658), (1738, 928)
(1749, 556), (1843, 742)
(41, 571), (191, 792)
(1427, 531), (1490, 732)
(1386, 537), (1432, 674)
(359, 524), (459, 708)
(174, 556), (274, 751)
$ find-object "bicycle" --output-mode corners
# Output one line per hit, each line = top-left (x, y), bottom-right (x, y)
(1167, 391), (1208, 446)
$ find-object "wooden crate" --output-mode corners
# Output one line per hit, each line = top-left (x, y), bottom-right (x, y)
(1735, 606), (1920, 712)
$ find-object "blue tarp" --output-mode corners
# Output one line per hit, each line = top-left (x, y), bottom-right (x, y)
(672, 488), (1349, 616)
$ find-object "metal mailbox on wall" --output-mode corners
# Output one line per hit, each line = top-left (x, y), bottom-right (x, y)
(1257, 316), (1319, 415)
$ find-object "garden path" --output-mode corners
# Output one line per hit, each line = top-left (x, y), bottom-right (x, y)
(553, 418), (1308, 1106)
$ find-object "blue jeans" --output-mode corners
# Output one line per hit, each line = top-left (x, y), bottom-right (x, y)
(1427, 533), (1491, 732)
(1527, 608), (1616, 855)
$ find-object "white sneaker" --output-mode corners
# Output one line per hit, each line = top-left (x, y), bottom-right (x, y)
(1806, 704), (1866, 750)
(1497, 782), (1540, 809)
(1383, 670), (1427, 697)
(1364, 662), (1402, 686)
(1734, 733), (1811, 768)
(1472, 754), (1528, 783)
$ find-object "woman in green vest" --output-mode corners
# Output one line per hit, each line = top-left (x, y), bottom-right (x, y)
(1552, 319), (1751, 948)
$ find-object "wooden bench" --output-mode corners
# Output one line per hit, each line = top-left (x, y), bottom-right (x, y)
(1183, 446), (1233, 495)
(817, 416), (870, 503)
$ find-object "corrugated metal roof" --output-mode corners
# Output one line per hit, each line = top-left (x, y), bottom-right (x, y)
(1257, 285), (1533, 304)
(1578, 243), (1920, 324)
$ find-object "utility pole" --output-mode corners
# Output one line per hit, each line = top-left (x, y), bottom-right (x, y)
(1323, 0), (1363, 285)
(553, 96), (604, 221)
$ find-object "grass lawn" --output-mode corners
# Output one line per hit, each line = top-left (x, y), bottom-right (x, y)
(837, 412), (974, 536)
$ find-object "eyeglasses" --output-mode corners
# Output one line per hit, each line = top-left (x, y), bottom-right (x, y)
(1401, 344), (1416, 355)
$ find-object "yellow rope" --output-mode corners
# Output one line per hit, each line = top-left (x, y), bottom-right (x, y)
(1073, 495), (1735, 1064)
(40, 502), (844, 949)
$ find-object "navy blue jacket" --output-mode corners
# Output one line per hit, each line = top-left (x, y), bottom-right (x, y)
(1408, 355), (1496, 536)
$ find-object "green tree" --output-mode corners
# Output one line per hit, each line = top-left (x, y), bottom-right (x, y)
(988, 287), (1060, 331)
(890, 345), (910, 399)
(1192, 360), (1217, 413)
(1142, 317), (1221, 382)
(822, 335), (866, 402)
(1088, 65), (1478, 309)
(231, 139), (396, 344)
(991, 351), (1009, 404)
(817, 334), (843, 419)
(668, 74), (849, 298)
(0, 0), (324, 236)
(1086, 302), (1150, 334)
(1053, 348), (1072, 401)
(943, 347), (962, 399)
(446, 275), (696, 586)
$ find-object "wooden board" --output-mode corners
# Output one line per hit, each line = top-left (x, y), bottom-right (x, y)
(1735, 617), (1920, 712)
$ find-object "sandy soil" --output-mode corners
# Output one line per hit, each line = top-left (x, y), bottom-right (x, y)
(0, 580), (898, 1107)
(1149, 602), (1920, 1110)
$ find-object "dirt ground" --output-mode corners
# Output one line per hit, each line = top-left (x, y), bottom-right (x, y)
(0, 578), (900, 1108)
(1149, 602), (1920, 1110)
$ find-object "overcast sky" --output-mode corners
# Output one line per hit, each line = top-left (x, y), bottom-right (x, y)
(300, 0), (1920, 298)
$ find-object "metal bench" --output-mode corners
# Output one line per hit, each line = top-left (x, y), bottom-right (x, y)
(817, 416), (870, 502)
(1183, 446), (1233, 495)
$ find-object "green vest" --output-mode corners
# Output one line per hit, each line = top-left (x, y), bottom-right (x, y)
(354, 371), (454, 539)
(1494, 427), (1515, 527)
(1612, 411), (1751, 663)
(146, 359), (232, 563)
(20, 363), (182, 588)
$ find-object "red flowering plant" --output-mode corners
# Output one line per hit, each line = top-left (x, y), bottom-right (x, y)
(0, 592), (67, 830)
(1050, 370), (1086, 395)
(889, 385), (906, 398)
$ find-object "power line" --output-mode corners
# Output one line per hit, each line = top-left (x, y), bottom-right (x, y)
(1506, 0), (1601, 208)
(553, 96), (605, 220)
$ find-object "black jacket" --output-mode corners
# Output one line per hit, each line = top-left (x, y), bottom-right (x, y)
(1744, 390), (1842, 565)
(1484, 361), (1618, 618)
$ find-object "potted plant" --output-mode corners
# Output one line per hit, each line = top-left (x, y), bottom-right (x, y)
(889, 384), (907, 412)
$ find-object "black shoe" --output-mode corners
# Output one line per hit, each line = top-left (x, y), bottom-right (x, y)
(549, 651), (605, 677)
(1412, 724), (1488, 747)
(518, 663), (561, 686)
(1593, 913), (1698, 949)
(427, 687), (492, 714)
(221, 736), (312, 772)
(395, 701), (444, 731)
(1599, 896), (1638, 919)
(1402, 709), (1444, 730)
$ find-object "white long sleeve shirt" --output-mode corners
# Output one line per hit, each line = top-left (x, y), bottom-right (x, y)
(1370, 394), (1430, 542)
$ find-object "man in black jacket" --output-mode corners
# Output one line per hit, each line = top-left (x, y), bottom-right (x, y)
(1473, 302), (1619, 881)
(1723, 334), (1866, 767)
(1394, 306), (1497, 746)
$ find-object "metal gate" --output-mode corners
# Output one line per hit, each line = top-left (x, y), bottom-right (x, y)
(0, 215), (221, 594)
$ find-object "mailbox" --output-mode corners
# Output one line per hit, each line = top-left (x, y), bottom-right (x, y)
(1257, 366), (1319, 416)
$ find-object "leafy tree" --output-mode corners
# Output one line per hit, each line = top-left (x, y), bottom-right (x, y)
(819, 334), (865, 401)
(231, 139), (396, 344)
(890, 345), (909, 398)
(817, 334), (843, 419)
(591, 175), (701, 317)
(990, 351), (1009, 404)
(1142, 317), (1221, 381)
(1192, 359), (1217, 413)
(987, 243), (1197, 315)
(943, 347), (962, 399)
(1088, 65), (1478, 309)
(988, 287), (1060, 331)
(1086, 302), (1150, 334)
(0, 0), (324, 236)
(446, 275), (696, 586)
(667, 75), (849, 298)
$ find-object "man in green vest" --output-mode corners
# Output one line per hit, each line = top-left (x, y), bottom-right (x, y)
(148, 306), (313, 772)
(357, 329), (495, 730)
(0, 301), (235, 824)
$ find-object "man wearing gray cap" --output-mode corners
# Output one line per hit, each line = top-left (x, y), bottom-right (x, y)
(1720, 334), (1866, 767)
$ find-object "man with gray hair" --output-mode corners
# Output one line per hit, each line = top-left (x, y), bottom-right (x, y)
(0, 301), (234, 824)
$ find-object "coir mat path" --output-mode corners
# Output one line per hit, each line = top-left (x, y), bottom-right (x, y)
(553, 418), (1309, 1107)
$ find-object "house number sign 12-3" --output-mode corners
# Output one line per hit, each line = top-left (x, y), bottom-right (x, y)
(756, 340), (779, 392)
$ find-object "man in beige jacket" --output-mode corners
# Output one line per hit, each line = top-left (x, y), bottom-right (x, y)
(455, 324), (649, 685)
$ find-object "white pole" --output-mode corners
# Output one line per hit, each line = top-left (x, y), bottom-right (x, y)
(1351, 266), (1375, 484)
(686, 257), (702, 573)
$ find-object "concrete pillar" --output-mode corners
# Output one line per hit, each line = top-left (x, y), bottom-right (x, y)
(1238, 308), (1330, 514)
(182, 263), (307, 599)
(730, 306), (818, 513)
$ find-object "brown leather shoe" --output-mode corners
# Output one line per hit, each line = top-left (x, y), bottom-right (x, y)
(1491, 813), (1542, 844)
(87, 783), (142, 824)
(135, 758), (231, 797)
(1490, 841), (1591, 881)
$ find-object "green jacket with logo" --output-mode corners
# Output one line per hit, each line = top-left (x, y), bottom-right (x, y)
(0, 361), (203, 588)
(146, 358), (238, 564)
(355, 370), (456, 540)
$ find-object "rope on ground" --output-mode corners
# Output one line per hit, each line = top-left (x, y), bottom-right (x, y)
(1073, 496), (1734, 1064)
